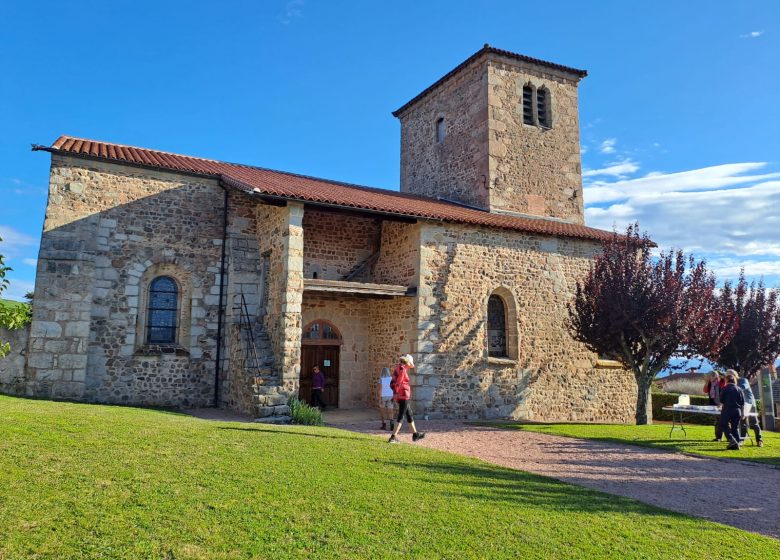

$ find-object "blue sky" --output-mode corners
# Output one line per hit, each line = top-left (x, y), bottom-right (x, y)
(1, 0), (778, 301)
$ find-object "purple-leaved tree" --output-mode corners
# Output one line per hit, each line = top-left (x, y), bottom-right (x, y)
(711, 273), (780, 380)
(568, 225), (737, 424)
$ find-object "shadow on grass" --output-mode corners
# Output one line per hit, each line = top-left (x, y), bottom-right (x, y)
(492, 423), (780, 468)
(378, 458), (686, 518)
(0, 393), (188, 417)
(218, 426), (368, 441)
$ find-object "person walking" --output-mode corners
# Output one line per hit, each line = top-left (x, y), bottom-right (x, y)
(718, 371), (745, 450)
(311, 365), (326, 410)
(737, 376), (764, 447)
(388, 354), (425, 444)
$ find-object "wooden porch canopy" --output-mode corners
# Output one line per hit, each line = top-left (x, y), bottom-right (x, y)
(303, 278), (416, 298)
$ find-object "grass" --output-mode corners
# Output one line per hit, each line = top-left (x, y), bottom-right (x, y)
(1, 396), (779, 559)
(500, 422), (780, 467)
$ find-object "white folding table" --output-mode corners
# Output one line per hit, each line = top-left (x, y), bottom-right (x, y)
(662, 405), (759, 443)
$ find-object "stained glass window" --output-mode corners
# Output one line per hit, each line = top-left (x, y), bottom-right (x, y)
(147, 276), (178, 344)
(487, 295), (507, 357)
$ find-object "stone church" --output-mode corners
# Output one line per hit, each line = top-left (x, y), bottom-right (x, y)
(16, 45), (636, 421)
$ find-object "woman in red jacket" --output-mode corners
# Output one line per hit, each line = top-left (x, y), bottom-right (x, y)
(388, 354), (426, 444)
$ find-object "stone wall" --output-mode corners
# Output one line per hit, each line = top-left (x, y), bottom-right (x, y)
(372, 221), (420, 286)
(367, 297), (418, 407)
(397, 52), (584, 223)
(413, 222), (635, 422)
(486, 56), (584, 222)
(221, 191), (271, 415)
(302, 295), (370, 408)
(397, 56), (490, 210)
(301, 294), (417, 409)
(0, 326), (29, 395)
(302, 210), (380, 280)
(26, 156), (224, 406)
(256, 201), (303, 396)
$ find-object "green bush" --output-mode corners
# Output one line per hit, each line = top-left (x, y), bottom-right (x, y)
(651, 392), (714, 425)
(287, 396), (323, 426)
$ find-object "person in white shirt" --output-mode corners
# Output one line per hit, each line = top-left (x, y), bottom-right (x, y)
(377, 367), (395, 430)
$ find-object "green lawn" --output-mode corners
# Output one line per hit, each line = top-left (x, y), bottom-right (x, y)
(1, 396), (779, 559)
(500, 422), (780, 467)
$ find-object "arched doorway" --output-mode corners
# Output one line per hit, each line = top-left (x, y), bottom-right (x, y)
(300, 319), (342, 408)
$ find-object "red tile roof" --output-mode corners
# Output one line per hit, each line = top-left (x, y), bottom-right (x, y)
(34, 135), (612, 242)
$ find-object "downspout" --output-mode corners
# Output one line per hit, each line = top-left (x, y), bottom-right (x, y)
(214, 186), (229, 407)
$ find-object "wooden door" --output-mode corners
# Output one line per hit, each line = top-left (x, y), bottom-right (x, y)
(300, 345), (340, 408)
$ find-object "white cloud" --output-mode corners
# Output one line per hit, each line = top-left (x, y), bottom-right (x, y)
(278, 0), (304, 24)
(705, 258), (780, 282)
(584, 162), (780, 204)
(584, 162), (780, 286)
(1, 278), (34, 301)
(740, 30), (764, 38)
(583, 159), (639, 178)
(0, 226), (38, 259)
(599, 138), (617, 154)
(22, 258), (37, 267)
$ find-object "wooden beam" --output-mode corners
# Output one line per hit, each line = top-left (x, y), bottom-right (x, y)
(303, 278), (413, 297)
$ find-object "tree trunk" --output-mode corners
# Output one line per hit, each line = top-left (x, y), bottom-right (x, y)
(635, 378), (653, 425)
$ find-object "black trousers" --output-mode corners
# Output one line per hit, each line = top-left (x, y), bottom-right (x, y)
(312, 389), (325, 409)
(718, 410), (742, 445)
(396, 400), (414, 424)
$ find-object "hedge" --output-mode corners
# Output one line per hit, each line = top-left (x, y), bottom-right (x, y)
(652, 391), (763, 425)
(651, 392), (714, 425)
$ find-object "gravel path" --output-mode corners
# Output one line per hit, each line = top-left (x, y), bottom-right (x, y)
(341, 419), (780, 540)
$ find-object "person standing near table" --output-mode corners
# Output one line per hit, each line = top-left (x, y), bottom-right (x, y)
(737, 376), (764, 447)
(718, 372), (745, 450)
(704, 371), (726, 441)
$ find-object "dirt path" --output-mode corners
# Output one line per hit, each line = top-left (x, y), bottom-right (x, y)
(341, 419), (780, 540)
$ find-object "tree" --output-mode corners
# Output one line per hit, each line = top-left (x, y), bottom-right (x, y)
(568, 225), (736, 425)
(0, 237), (33, 358)
(711, 273), (780, 379)
(0, 241), (12, 358)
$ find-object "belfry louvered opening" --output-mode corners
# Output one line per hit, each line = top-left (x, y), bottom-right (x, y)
(537, 87), (551, 128)
(521, 83), (552, 129)
(522, 85), (534, 125)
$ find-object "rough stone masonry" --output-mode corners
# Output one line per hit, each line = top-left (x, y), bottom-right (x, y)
(4, 45), (636, 421)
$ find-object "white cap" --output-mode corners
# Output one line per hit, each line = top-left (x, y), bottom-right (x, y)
(402, 354), (415, 368)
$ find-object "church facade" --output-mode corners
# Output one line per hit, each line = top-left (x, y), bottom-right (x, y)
(16, 46), (636, 421)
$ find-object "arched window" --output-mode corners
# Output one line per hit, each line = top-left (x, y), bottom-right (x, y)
(537, 87), (551, 128)
(302, 319), (343, 345)
(147, 276), (178, 344)
(435, 117), (446, 143)
(522, 84), (534, 125)
(487, 294), (507, 357)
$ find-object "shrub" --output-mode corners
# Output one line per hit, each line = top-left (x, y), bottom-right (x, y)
(287, 396), (323, 426)
(651, 392), (713, 425)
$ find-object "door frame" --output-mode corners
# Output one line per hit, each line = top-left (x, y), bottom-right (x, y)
(301, 319), (343, 408)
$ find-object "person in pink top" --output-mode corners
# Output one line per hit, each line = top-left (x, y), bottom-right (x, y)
(388, 354), (425, 444)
